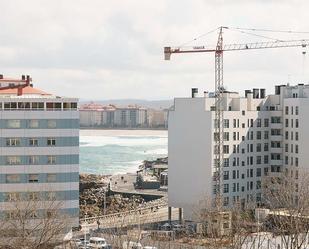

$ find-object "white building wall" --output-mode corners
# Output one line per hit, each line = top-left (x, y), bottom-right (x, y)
(169, 84), (309, 221)
(168, 98), (213, 220)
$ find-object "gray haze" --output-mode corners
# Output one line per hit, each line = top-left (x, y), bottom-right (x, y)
(0, 0), (308, 100)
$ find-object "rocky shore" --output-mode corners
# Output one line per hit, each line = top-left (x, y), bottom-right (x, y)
(79, 157), (168, 218)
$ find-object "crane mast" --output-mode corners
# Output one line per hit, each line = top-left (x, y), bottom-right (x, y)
(164, 27), (308, 208)
(214, 27), (224, 205)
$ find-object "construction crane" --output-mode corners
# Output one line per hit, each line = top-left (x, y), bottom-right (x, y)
(164, 26), (309, 207)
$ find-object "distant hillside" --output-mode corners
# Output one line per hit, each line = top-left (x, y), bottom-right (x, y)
(80, 99), (173, 109)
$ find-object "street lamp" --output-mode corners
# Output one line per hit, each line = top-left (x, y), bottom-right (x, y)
(84, 200), (87, 249)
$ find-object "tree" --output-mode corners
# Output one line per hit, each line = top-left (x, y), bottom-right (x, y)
(0, 193), (73, 249)
(262, 170), (309, 249)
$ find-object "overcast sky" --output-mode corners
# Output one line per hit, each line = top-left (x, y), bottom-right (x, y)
(0, 0), (308, 100)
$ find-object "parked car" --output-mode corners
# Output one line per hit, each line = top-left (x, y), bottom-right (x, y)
(122, 241), (142, 249)
(78, 238), (90, 249)
(160, 223), (171, 231)
(89, 237), (108, 248)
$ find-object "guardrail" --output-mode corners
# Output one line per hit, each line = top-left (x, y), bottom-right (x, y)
(83, 202), (168, 223)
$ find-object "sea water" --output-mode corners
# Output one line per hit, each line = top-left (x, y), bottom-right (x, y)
(80, 129), (168, 175)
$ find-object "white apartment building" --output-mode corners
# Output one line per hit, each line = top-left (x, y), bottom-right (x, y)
(148, 109), (169, 128)
(80, 109), (104, 127)
(169, 84), (308, 220)
(113, 106), (148, 128)
(0, 75), (79, 240)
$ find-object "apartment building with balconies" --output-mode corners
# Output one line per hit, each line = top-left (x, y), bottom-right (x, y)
(168, 84), (308, 220)
(0, 75), (79, 242)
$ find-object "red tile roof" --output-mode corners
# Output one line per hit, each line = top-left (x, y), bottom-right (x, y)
(0, 85), (51, 96)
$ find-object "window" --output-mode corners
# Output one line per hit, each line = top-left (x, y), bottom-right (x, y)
(223, 145), (229, 154)
(256, 131), (262, 140)
(6, 138), (21, 146)
(285, 143), (289, 152)
(29, 120), (39, 128)
(285, 156), (289, 165)
(296, 119), (299, 128)
(256, 181), (261, 189)
(242, 110), (245, 115)
(285, 119), (289, 127)
(6, 193), (20, 201)
(296, 132), (299, 141)
(295, 157), (299, 167)
(223, 197), (229, 206)
(264, 155), (269, 164)
(256, 156), (261, 165)
(7, 120), (21, 128)
(29, 192), (39, 201)
(47, 120), (56, 128)
(223, 184), (229, 193)
(285, 131), (289, 140)
(47, 155), (56, 164)
(214, 132), (219, 141)
(47, 138), (56, 146)
(29, 156), (39, 165)
(224, 119), (229, 128)
(256, 143), (261, 152)
(223, 158), (229, 167)
(256, 168), (261, 177)
(47, 173), (57, 183)
(6, 174), (20, 183)
(295, 145), (299, 154)
(223, 132), (229, 141)
(48, 192), (56, 201)
(233, 145), (237, 153)
(233, 132), (237, 141)
(257, 119), (261, 127)
(18, 102), (30, 109)
(264, 131), (269, 140)
(28, 174), (39, 183)
(285, 106), (289, 115)
(296, 106), (299, 115)
(32, 102), (44, 110)
(264, 119), (269, 127)
(6, 156), (21, 165)
(29, 138), (38, 146)
(264, 143), (269, 152)
(233, 119), (237, 128)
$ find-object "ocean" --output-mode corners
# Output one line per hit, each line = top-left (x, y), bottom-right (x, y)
(80, 129), (168, 175)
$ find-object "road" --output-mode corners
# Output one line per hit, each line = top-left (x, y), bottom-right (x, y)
(110, 173), (167, 197)
(82, 206), (179, 230)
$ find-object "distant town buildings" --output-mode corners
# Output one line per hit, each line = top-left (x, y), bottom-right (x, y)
(168, 84), (309, 220)
(80, 103), (168, 129)
(0, 75), (79, 240)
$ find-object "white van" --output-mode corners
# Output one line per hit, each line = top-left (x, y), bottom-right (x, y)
(122, 241), (142, 249)
(89, 237), (107, 248)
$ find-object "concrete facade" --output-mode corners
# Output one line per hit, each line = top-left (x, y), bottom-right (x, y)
(168, 84), (308, 220)
(0, 76), (79, 239)
(80, 105), (148, 128)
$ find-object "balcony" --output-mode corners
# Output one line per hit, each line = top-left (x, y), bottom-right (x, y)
(270, 147), (282, 154)
(270, 159), (283, 166)
(270, 123), (283, 129)
(270, 135), (283, 141)
(267, 172), (283, 178)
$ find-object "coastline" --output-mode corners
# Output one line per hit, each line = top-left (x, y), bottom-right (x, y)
(80, 127), (167, 131)
(79, 157), (168, 217)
